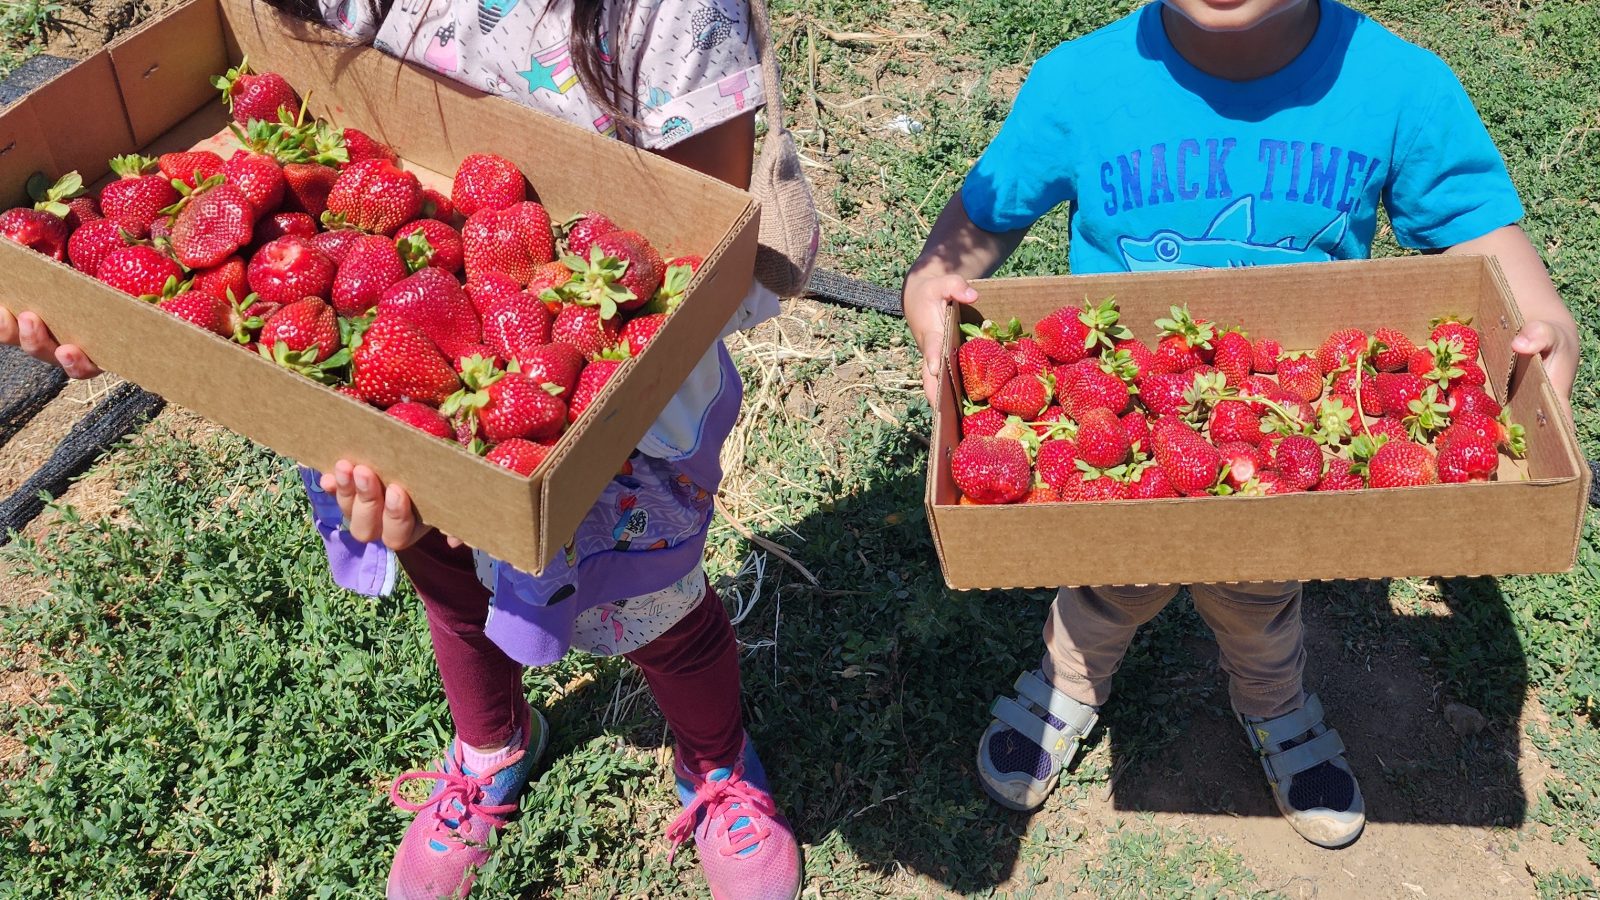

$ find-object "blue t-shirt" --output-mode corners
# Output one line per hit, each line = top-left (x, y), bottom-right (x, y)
(960, 1), (1524, 275)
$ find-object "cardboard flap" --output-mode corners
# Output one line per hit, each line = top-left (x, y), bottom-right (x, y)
(107, 0), (229, 147)
(6, 52), (135, 189)
(0, 101), (55, 209)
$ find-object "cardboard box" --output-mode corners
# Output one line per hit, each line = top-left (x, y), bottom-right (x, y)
(927, 256), (1590, 590)
(0, 0), (758, 574)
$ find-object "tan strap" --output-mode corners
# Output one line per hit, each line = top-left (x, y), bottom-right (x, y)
(747, 0), (787, 128)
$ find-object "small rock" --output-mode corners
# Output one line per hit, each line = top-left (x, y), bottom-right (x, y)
(1444, 702), (1486, 737)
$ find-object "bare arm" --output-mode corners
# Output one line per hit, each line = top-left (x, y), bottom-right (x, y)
(902, 192), (1029, 402)
(1444, 224), (1580, 409)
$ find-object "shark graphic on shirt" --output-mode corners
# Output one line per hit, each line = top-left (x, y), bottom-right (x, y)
(1117, 196), (1349, 272)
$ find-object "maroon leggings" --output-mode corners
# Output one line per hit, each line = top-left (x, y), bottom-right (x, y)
(397, 531), (745, 774)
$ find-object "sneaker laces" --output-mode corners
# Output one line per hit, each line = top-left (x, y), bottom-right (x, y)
(390, 747), (524, 845)
(665, 762), (776, 862)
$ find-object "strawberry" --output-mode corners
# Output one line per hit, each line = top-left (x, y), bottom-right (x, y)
(990, 373), (1052, 419)
(66, 218), (129, 274)
(352, 316), (460, 407)
(951, 434), (1032, 504)
(1407, 346), (1438, 380)
(1138, 371), (1194, 417)
(480, 290), (555, 362)
(1120, 410), (1151, 454)
(1270, 434), (1324, 491)
(486, 438), (550, 476)
(1429, 317), (1480, 359)
(1374, 372), (1426, 418)
(1063, 364), (1129, 417)
(1023, 483), (1062, 504)
(1217, 441), (1267, 489)
(563, 210), (619, 259)
(1075, 475), (1126, 502)
(1402, 385), (1452, 442)
(168, 177), (256, 269)
(1373, 327), (1416, 372)
(958, 338), (1016, 402)
(1035, 439), (1079, 493)
(528, 261), (575, 311)
(1212, 329), (1253, 387)
(1008, 337), (1050, 377)
(589, 230), (664, 312)
(158, 151), (225, 189)
(282, 163), (340, 218)
(325, 158), (421, 235)
(451, 153), (526, 217)
(378, 267), (482, 358)
(396, 219), (464, 274)
(98, 245), (182, 298)
(551, 304), (621, 359)
(1364, 415), (1410, 444)
(1275, 353), (1324, 404)
(213, 58), (301, 124)
(445, 358), (566, 443)
(259, 297), (342, 373)
(1241, 471), (1301, 495)
(248, 236), (336, 305)
(342, 128), (397, 167)
(255, 211), (318, 244)
(419, 188), (455, 222)
(1440, 411), (1520, 456)
(1313, 396), (1357, 446)
(641, 258), (697, 315)
(1368, 440), (1438, 488)
(1208, 400), (1264, 445)
(1250, 338), (1281, 374)
(309, 228), (364, 264)
(1123, 460), (1178, 499)
(0, 208), (69, 260)
(1152, 305), (1214, 373)
(517, 343), (586, 398)
(1029, 405), (1071, 438)
(1239, 374), (1278, 398)
(1448, 359), (1487, 390)
(1075, 408), (1131, 468)
(1256, 389), (1315, 437)
(1153, 423), (1222, 496)
(1437, 430), (1498, 483)
(1314, 457), (1364, 492)
(332, 234), (409, 316)
(222, 150), (285, 215)
(1315, 327), (1370, 375)
(26, 170), (98, 230)
(1034, 297), (1132, 364)
(962, 404), (1007, 439)
(100, 155), (179, 237)
(157, 291), (236, 338)
(462, 202), (556, 285)
(387, 400), (453, 438)
(567, 350), (630, 422)
(620, 312), (668, 355)
(1446, 384), (1501, 419)
(465, 271), (523, 317)
(1330, 366), (1381, 416)
(1102, 339), (1155, 385)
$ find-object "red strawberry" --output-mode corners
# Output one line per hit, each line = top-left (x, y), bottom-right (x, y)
(480, 291), (555, 362)
(1035, 439), (1079, 493)
(1437, 430), (1498, 483)
(586, 230), (664, 312)
(451, 153), (526, 217)
(158, 150), (225, 189)
(332, 234), (409, 316)
(1239, 374), (1278, 398)
(1076, 408), (1131, 468)
(1120, 410), (1151, 454)
(378, 267), (482, 358)
(567, 352), (629, 422)
(486, 438), (550, 475)
(1208, 400), (1264, 445)
(66, 218), (129, 274)
(342, 128), (398, 167)
(1033, 305), (1092, 365)
(26, 170), (98, 230)
(1373, 327), (1416, 372)
(1258, 389), (1315, 437)
(248, 236), (336, 305)
(396, 219), (465, 274)
(282, 163), (340, 218)
(958, 338), (1016, 403)
(1364, 415), (1410, 444)
(990, 373), (1052, 419)
(1316, 328), (1369, 375)
(1063, 364), (1130, 417)
(258, 297), (344, 376)
(1449, 359), (1487, 390)
(1251, 338), (1281, 374)
(1429, 318), (1480, 359)
(951, 434), (1032, 504)
(1331, 367), (1381, 416)
(1138, 371), (1194, 418)
(518, 343), (586, 398)
(1217, 441), (1267, 489)
(1243, 471), (1302, 495)
(352, 316), (460, 407)
(563, 210), (619, 259)
(1270, 435), (1324, 491)
(255, 211), (318, 245)
(387, 400), (453, 438)
(1375, 372), (1426, 418)
(213, 58), (301, 124)
(1124, 460), (1179, 499)
(1447, 385), (1501, 419)
(1212, 330), (1252, 387)
(1368, 440), (1438, 488)
(98, 245), (182, 297)
(157, 291), (236, 337)
(1153, 424), (1222, 496)
(1030, 405), (1070, 438)
(1076, 476), (1125, 502)
(462, 202), (556, 285)
(1407, 346), (1438, 380)
(419, 188), (455, 223)
(100, 155), (178, 237)
(551, 304), (622, 359)
(620, 313), (667, 355)
(465, 271), (523, 317)
(962, 405), (1007, 439)
(1314, 457), (1364, 492)
(528, 260), (575, 312)
(1275, 353), (1324, 404)
(1440, 411), (1498, 450)
(309, 228), (364, 265)
(169, 178), (256, 268)
(1152, 305), (1214, 373)
(1105, 338), (1155, 383)
(325, 158), (421, 235)
(221, 150), (285, 216)
(0, 208), (69, 260)
(1008, 337), (1050, 376)
(445, 359), (566, 443)
(1023, 483), (1062, 504)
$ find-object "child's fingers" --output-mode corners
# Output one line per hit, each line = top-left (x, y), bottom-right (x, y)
(381, 483), (422, 550)
(331, 460), (357, 520)
(16, 312), (63, 366)
(348, 465), (386, 543)
(55, 344), (103, 380)
(936, 274), (979, 305)
(1511, 320), (1557, 356)
(0, 308), (18, 346)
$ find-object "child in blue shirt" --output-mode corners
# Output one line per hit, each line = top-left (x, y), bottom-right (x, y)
(903, 0), (1579, 848)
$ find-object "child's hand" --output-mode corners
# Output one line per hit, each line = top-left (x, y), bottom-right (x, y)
(903, 272), (980, 405)
(0, 307), (103, 379)
(1512, 319), (1578, 413)
(320, 459), (455, 550)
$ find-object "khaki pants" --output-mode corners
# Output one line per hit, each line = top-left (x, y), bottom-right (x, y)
(1041, 582), (1305, 719)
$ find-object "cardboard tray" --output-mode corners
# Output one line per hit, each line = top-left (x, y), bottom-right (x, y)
(0, 0), (760, 575)
(927, 256), (1590, 590)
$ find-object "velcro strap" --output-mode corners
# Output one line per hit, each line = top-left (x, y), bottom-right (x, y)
(990, 696), (1072, 756)
(1263, 729), (1345, 783)
(1013, 671), (1098, 736)
(1246, 694), (1326, 751)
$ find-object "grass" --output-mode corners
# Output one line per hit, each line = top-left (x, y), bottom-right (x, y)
(3, 0), (1600, 896)
(0, 0), (61, 75)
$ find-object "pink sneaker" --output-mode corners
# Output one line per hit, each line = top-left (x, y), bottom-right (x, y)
(667, 734), (802, 900)
(385, 703), (548, 900)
